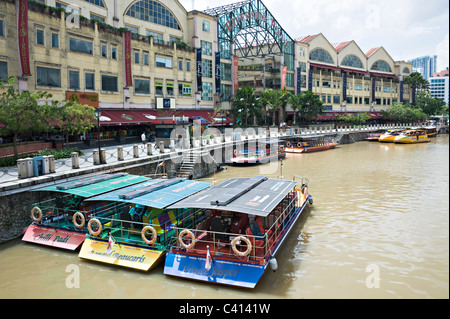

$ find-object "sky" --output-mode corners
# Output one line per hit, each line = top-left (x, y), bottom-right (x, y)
(179, 0), (449, 72)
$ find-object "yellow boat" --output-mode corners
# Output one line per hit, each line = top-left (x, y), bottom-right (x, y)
(378, 129), (406, 143)
(394, 129), (430, 144)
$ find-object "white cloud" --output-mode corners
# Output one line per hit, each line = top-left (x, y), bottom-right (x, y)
(436, 33), (449, 71)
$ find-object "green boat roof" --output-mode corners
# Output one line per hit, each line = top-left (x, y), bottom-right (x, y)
(34, 173), (150, 198)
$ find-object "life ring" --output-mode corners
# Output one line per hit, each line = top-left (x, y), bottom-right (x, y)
(231, 236), (252, 257)
(286, 141), (291, 148)
(233, 149), (237, 156)
(178, 229), (196, 250)
(72, 212), (85, 229)
(88, 218), (102, 236)
(297, 142), (302, 148)
(141, 226), (157, 245)
(31, 206), (43, 223)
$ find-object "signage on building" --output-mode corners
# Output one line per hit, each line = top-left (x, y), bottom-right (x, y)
(17, 0), (31, 76)
(66, 91), (99, 108)
(232, 56), (239, 94)
(123, 31), (133, 87)
(215, 52), (221, 94)
(281, 66), (287, 90)
(156, 98), (176, 109)
(196, 48), (202, 92)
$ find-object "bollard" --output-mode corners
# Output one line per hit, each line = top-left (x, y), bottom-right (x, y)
(17, 159), (28, 179)
(133, 145), (139, 158)
(93, 150), (100, 165)
(159, 141), (165, 153)
(42, 156), (50, 174)
(100, 149), (106, 164)
(118, 147), (124, 161)
(48, 155), (55, 173)
(71, 152), (80, 169)
(147, 143), (153, 156)
(25, 158), (33, 177)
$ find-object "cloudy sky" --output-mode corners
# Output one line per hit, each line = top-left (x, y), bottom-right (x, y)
(179, 0), (449, 71)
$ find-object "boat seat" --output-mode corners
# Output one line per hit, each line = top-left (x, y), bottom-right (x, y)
(256, 216), (273, 236)
(167, 210), (180, 226)
(210, 217), (228, 240)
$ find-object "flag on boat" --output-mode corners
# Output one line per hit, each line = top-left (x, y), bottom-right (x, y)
(205, 246), (212, 271)
(158, 161), (165, 167)
(106, 233), (115, 254)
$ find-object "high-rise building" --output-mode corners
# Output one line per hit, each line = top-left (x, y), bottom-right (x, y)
(408, 55), (437, 80)
(429, 68), (449, 104)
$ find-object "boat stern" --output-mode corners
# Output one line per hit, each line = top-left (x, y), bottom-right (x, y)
(22, 224), (86, 250)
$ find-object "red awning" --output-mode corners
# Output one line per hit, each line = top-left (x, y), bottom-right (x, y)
(369, 72), (397, 79)
(310, 62), (341, 72)
(341, 68), (370, 76)
(99, 109), (175, 126)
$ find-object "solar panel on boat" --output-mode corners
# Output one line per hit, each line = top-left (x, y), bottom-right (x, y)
(119, 178), (184, 199)
(56, 173), (129, 190)
(210, 176), (268, 206)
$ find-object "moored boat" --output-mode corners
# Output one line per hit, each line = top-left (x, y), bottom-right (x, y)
(163, 175), (312, 288)
(378, 129), (406, 143)
(228, 139), (286, 164)
(78, 178), (212, 271)
(22, 173), (149, 250)
(284, 135), (339, 153)
(394, 129), (430, 144)
(365, 133), (381, 141)
(423, 126), (438, 138)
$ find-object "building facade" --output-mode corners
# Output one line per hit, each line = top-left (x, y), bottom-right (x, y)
(429, 68), (449, 105)
(0, 0), (414, 125)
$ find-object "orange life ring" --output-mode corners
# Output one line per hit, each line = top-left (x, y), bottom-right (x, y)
(31, 207), (43, 223)
(231, 236), (252, 257)
(233, 149), (237, 156)
(88, 218), (102, 236)
(297, 142), (302, 148)
(141, 226), (157, 245)
(178, 229), (196, 249)
(286, 142), (291, 148)
(73, 212), (85, 229)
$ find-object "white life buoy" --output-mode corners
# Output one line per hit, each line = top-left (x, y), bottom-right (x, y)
(31, 207), (43, 223)
(231, 236), (252, 257)
(141, 226), (157, 245)
(88, 218), (102, 236)
(72, 212), (85, 229)
(178, 229), (196, 250)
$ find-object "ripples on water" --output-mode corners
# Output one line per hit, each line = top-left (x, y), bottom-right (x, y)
(0, 135), (448, 299)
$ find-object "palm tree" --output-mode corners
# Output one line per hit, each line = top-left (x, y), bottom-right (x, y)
(298, 91), (324, 122)
(404, 72), (429, 104)
(261, 89), (283, 126)
(231, 87), (262, 126)
(287, 92), (302, 125)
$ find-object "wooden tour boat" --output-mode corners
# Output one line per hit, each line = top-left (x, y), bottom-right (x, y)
(163, 175), (312, 288)
(22, 173), (149, 250)
(284, 135), (339, 153)
(79, 178), (211, 271)
(394, 129), (430, 144)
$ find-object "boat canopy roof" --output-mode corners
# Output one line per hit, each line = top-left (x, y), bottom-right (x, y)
(34, 173), (150, 198)
(168, 176), (297, 217)
(85, 178), (212, 209)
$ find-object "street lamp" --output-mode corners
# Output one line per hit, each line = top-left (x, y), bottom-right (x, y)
(94, 108), (102, 164)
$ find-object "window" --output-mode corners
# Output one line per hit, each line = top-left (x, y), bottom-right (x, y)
(125, 25), (139, 34)
(84, 0), (105, 7)
(341, 55), (364, 69)
(101, 43), (107, 58)
(90, 13), (105, 22)
(202, 59), (212, 78)
(0, 61), (7, 81)
(167, 82), (174, 96)
(202, 20), (210, 32)
(143, 52), (149, 65)
(178, 60), (183, 70)
(135, 78), (150, 94)
(134, 50), (140, 64)
(156, 56), (172, 68)
(147, 31), (163, 43)
(0, 17), (4, 37)
(322, 81), (331, 88)
(111, 45), (117, 60)
(125, 0), (181, 30)
(36, 27), (44, 45)
(101, 74), (118, 92)
(69, 70), (80, 90)
(155, 80), (163, 95)
(333, 95), (340, 104)
(403, 67), (410, 74)
(355, 84), (362, 91)
(85, 72), (95, 90)
(37, 66), (61, 87)
(51, 31), (59, 48)
(169, 36), (180, 45)
(179, 83), (192, 96)
(69, 36), (93, 54)
(310, 49), (334, 64)
(371, 60), (392, 72)
(186, 60), (191, 72)
(221, 63), (231, 81)
(201, 40), (212, 56)
(56, 2), (79, 15)
(202, 82), (213, 101)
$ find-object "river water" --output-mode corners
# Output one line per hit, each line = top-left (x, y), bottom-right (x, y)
(0, 135), (448, 299)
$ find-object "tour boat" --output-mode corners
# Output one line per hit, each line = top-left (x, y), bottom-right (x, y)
(229, 139), (286, 164)
(378, 129), (406, 143)
(78, 178), (212, 271)
(423, 126), (438, 138)
(284, 135), (339, 153)
(163, 175), (312, 288)
(394, 129), (431, 144)
(22, 173), (149, 250)
(365, 133), (382, 142)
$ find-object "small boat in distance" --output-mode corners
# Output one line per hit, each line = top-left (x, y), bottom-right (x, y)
(378, 129), (406, 143)
(228, 139), (286, 165)
(394, 129), (430, 144)
(423, 126), (438, 138)
(284, 135), (339, 153)
(163, 175), (312, 288)
(365, 133), (381, 142)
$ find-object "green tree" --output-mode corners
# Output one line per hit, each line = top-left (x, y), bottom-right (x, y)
(231, 87), (262, 126)
(404, 72), (429, 104)
(261, 89), (284, 126)
(382, 102), (427, 124)
(287, 92), (302, 125)
(298, 91), (324, 122)
(337, 112), (371, 126)
(415, 91), (447, 116)
(0, 77), (54, 157)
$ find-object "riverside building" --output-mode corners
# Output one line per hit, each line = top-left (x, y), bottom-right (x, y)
(0, 0), (413, 127)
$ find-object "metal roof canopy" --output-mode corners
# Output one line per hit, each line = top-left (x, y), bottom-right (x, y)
(168, 176), (297, 217)
(35, 174), (150, 198)
(205, 0), (295, 59)
(85, 179), (213, 209)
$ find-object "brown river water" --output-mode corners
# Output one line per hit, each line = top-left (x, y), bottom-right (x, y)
(0, 135), (448, 299)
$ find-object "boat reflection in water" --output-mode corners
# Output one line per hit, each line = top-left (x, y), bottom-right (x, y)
(163, 175), (312, 288)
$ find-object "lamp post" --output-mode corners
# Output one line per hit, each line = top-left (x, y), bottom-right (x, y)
(94, 108), (102, 164)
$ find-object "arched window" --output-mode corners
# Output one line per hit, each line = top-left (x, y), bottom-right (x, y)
(84, 0), (105, 7)
(371, 60), (392, 72)
(403, 67), (410, 74)
(310, 48), (334, 64)
(126, 0), (181, 30)
(341, 55), (364, 68)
